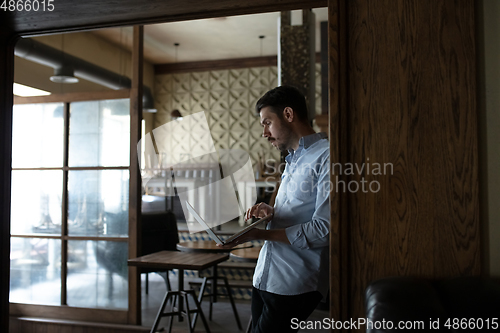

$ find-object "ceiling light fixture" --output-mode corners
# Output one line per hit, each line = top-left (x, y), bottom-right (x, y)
(143, 96), (157, 113)
(170, 109), (182, 121)
(50, 65), (79, 84)
(174, 42), (179, 63)
(51, 34), (79, 84)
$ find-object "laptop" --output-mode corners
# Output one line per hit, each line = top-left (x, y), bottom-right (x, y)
(185, 201), (272, 245)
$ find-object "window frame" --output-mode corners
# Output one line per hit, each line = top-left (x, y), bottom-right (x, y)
(9, 89), (133, 324)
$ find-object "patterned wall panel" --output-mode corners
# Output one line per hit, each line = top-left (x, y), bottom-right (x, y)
(154, 64), (322, 171)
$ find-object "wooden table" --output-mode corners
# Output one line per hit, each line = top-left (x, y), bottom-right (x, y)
(128, 251), (229, 333)
(230, 246), (261, 263)
(176, 240), (250, 330)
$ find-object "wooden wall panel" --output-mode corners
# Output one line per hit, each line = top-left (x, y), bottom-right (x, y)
(328, 0), (349, 327)
(346, 0), (479, 320)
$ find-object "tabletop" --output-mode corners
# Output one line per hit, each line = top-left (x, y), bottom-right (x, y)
(128, 250), (229, 271)
(230, 247), (261, 263)
(176, 240), (253, 253)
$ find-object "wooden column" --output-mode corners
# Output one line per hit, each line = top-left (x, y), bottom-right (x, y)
(128, 25), (143, 325)
(345, 0), (479, 322)
(0, 29), (15, 333)
(315, 21), (330, 135)
(320, 21), (328, 116)
(279, 9), (316, 121)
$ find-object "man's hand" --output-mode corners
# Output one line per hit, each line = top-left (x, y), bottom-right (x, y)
(216, 227), (291, 248)
(216, 203), (290, 248)
(245, 202), (274, 221)
(216, 228), (262, 248)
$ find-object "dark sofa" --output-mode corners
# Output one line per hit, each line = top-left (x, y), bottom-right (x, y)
(365, 276), (500, 332)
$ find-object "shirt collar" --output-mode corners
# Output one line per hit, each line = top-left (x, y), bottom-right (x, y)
(300, 132), (328, 149)
(286, 132), (327, 162)
(289, 132), (327, 152)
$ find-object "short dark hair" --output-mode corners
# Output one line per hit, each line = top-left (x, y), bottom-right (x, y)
(255, 85), (309, 121)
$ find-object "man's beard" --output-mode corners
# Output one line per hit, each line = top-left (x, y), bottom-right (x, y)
(269, 136), (291, 152)
(275, 122), (294, 151)
(276, 142), (288, 151)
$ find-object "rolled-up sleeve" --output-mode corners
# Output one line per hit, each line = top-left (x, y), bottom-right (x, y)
(286, 156), (330, 249)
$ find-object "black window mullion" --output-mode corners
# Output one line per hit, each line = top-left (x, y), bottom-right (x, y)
(60, 102), (70, 306)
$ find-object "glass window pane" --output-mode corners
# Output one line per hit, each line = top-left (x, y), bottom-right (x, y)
(66, 240), (128, 309)
(10, 237), (61, 305)
(12, 103), (64, 168)
(11, 170), (62, 236)
(69, 99), (130, 167)
(68, 170), (129, 237)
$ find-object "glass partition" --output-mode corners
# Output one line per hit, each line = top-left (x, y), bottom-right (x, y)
(10, 237), (61, 305)
(12, 103), (64, 168)
(69, 99), (130, 167)
(10, 98), (130, 310)
(66, 240), (128, 309)
(68, 170), (129, 237)
(11, 170), (63, 236)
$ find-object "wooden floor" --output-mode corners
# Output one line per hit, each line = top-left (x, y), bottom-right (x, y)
(9, 219), (329, 332)
(10, 273), (329, 332)
(143, 273), (251, 332)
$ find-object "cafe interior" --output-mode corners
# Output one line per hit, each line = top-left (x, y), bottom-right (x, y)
(9, 6), (331, 333)
(3, 1), (500, 332)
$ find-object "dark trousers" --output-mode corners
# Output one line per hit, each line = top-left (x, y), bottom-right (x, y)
(251, 287), (322, 333)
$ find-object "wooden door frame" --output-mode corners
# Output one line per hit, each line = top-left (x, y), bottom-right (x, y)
(1, 0), (344, 330)
(328, 0), (347, 326)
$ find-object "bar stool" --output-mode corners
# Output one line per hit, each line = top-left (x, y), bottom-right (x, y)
(176, 240), (252, 330)
(128, 250), (230, 333)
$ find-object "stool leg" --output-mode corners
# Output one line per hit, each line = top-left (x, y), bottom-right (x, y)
(183, 292), (194, 333)
(178, 269), (184, 322)
(146, 273), (149, 294)
(167, 294), (177, 333)
(198, 272), (215, 321)
(192, 276), (209, 328)
(197, 276), (208, 304)
(166, 270), (171, 292)
(209, 278), (213, 320)
(212, 265), (218, 303)
(190, 290), (211, 333)
(223, 276), (242, 330)
(197, 273), (215, 323)
(151, 291), (172, 333)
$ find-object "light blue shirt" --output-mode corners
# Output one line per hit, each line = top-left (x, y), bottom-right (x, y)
(253, 132), (330, 298)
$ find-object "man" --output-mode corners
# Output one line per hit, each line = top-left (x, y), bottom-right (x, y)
(222, 86), (330, 332)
